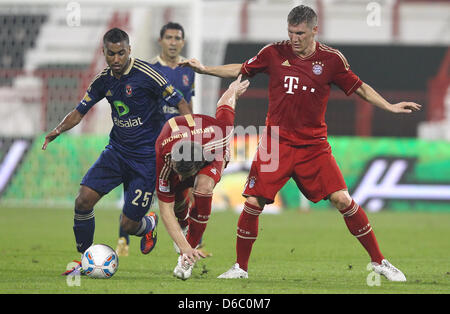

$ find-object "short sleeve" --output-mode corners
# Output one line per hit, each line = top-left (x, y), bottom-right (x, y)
(76, 73), (106, 115)
(330, 51), (362, 96)
(240, 44), (273, 77)
(143, 65), (184, 107)
(156, 153), (175, 203)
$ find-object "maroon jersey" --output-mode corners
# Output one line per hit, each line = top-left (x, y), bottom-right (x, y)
(156, 112), (233, 202)
(241, 41), (362, 145)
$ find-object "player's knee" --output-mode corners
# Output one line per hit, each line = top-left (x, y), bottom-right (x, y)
(246, 196), (267, 209)
(193, 175), (215, 195)
(329, 190), (352, 210)
(75, 186), (101, 211)
(75, 194), (94, 212)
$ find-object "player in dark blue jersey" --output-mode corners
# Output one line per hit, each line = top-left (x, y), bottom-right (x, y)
(42, 28), (191, 274)
(115, 22), (200, 257)
(151, 22), (195, 121)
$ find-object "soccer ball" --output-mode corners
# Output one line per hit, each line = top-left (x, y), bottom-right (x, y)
(81, 244), (119, 279)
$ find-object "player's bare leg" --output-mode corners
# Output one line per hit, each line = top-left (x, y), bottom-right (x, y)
(116, 214), (129, 257)
(116, 213), (130, 257)
(330, 189), (406, 281)
(120, 214), (143, 234)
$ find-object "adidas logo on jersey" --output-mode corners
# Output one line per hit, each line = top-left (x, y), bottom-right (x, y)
(281, 60), (291, 67)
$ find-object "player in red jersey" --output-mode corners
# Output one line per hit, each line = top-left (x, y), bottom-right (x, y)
(156, 75), (250, 279)
(180, 5), (421, 281)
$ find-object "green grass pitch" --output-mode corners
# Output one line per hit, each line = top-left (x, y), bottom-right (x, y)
(0, 206), (449, 294)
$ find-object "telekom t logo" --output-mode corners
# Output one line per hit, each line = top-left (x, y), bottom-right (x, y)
(284, 75), (316, 94)
(284, 76), (299, 94)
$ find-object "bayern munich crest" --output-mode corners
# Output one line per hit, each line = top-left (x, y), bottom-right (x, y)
(248, 176), (256, 189)
(312, 61), (324, 75)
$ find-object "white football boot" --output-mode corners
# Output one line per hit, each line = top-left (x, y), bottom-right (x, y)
(173, 255), (195, 280)
(217, 263), (248, 279)
(371, 259), (406, 282)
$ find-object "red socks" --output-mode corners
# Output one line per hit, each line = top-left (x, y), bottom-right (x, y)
(340, 200), (384, 264)
(186, 191), (213, 249)
(233, 199), (384, 272)
(236, 201), (262, 271)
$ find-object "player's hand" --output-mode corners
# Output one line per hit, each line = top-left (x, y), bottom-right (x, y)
(180, 248), (206, 265)
(229, 74), (250, 99)
(178, 58), (206, 74)
(390, 102), (422, 114)
(42, 128), (60, 150)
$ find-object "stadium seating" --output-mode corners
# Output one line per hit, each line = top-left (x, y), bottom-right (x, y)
(0, 7), (110, 136)
(0, 14), (46, 84)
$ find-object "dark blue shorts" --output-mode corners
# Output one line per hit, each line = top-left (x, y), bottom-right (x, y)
(81, 146), (156, 221)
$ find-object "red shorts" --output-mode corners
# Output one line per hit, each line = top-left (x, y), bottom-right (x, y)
(242, 136), (346, 204)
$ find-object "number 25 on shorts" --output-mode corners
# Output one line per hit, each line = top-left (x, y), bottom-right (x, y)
(132, 189), (152, 208)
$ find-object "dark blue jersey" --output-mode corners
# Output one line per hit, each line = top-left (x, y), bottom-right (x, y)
(149, 56), (195, 120)
(76, 58), (183, 159)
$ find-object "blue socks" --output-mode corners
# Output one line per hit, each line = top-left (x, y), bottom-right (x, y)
(73, 210), (154, 254)
(73, 208), (95, 253)
(135, 215), (155, 237)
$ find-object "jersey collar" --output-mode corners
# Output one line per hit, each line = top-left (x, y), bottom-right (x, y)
(291, 41), (318, 60)
(157, 55), (186, 67)
(123, 57), (135, 75)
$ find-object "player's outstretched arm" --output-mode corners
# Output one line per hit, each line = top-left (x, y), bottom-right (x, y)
(42, 109), (84, 150)
(178, 58), (242, 79)
(355, 82), (422, 114)
(159, 200), (205, 264)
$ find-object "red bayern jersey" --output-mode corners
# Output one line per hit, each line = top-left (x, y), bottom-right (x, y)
(241, 40), (362, 145)
(155, 113), (233, 202)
